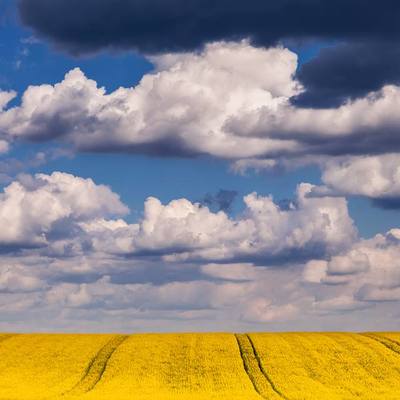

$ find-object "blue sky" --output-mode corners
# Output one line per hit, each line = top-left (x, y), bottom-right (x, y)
(0, 0), (400, 332)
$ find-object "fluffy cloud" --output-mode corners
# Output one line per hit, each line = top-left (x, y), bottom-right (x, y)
(0, 170), (362, 330)
(317, 154), (400, 207)
(235, 153), (400, 208)
(0, 42), (301, 158)
(0, 171), (356, 264)
(0, 172), (128, 248)
(0, 91), (15, 110)
(83, 183), (356, 262)
(234, 84), (400, 154)
(0, 91), (14, 153)
(0, 171), (355, 262)
(0, 170), (398, 331)
(0, 265), (45, 293)
(2, 42), (400, 161)
(303, 229), (400, 311)
(0, 141), (9, 154)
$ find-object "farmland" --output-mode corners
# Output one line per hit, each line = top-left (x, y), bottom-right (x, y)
(0, 332), (399, 399)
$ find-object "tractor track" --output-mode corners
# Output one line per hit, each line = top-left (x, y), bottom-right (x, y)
(63, 334), (129, 396)
(235, 333), (287, 400)
(361, 333), (400, 356)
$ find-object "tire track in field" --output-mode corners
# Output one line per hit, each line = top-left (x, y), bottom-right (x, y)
(235, 334), (287, 400)
(360, 333), (400, 356)
(63, 334), (129, 396)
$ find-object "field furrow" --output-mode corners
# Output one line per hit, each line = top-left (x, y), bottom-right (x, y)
(361, 333), (400, 356)
(235, 334), (285, 400)
(64, 335), (129, 396)
(377, 332), (400, 344)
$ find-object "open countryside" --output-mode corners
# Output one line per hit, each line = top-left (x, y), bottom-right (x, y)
(0, 332), (399, 400)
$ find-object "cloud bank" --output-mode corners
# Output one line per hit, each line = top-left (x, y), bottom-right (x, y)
(18, 0), (400, 55)
(2, 41), (400, 208)
(18, 0), (400, 109)
(0, 172), (355, 261)
(2, 42), (400, 162)
(0, 171), (397, 331)
(0, 171), (372, 331)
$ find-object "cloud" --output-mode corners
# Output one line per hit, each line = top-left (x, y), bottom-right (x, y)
(0, 141), (9, 154)
(85, 183), (356, 263)
(241, 299), (298, 323)
(0, 265), (46, 293)
(201, 263), (259, 281)
(356, 285), (400, 302)
(317, 154), (400, 207)
(0, 91), (16, 110)
(312, 296), (371, 313)
(3, 42), (400, 161)
(44, 276), (254, 311)
(303, 229), (400, 312)
(0, 171), (360, 329)
(0, 150), (65, 184)
(16, 258), (303, 327)
(17, 1), (400, 110)
(0, 43), (301, 158)
(231, 159), (279, 175)
(0, 172), (128, 248)
(0, 171), (356, 264)
(18, 0), (400, 55)
(0, 91), (14, 153)
(292, 40), (400, 108)
(0, 170), (398, 330)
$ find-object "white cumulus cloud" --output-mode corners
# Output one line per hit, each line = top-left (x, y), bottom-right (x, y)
(82, 183), (356, 262)
(2, 42), (400, 162)
(0, 172), (128, 247)
(319, 154), (400, 200)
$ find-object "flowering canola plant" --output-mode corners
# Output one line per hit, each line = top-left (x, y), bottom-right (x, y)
(0, 332), (399, 399)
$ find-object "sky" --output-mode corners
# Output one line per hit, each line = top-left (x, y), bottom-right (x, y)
(0, 0), (399, 332)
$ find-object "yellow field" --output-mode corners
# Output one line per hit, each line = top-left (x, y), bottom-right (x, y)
(0, 333), (399, 400)
(0, 334), (115, 399)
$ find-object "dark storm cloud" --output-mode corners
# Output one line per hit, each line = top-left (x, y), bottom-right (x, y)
(292, 41), (400, 108)
(18, 0), (400, 55)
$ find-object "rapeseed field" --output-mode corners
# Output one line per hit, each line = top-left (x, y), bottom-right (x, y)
(0, 332), (399, 399)
(0, 334), (115, 399)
